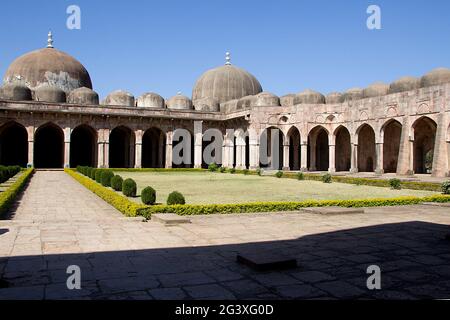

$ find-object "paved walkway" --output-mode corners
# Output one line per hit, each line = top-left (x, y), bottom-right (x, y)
(0, 171), (449, 299)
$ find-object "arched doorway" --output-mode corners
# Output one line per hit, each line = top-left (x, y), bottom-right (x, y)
(34, 123), (64, 168)
(70, 125), (97, 168)
(382, 120), (402, 173)
(287, 127), (301, 171)
(308, 126), (328, 171)
(233, 130), (248, 169)
(0, 122), (28, 167)
(109, 126), (135, 168)
(413, 117), (436, 174)
(260, 127), (284, 170)
(142, 128), (166, 168)
(335, 126), (351, 172)
(357, 124), (376, 172)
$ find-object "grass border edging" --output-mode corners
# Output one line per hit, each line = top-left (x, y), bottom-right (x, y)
(65, 168), (146, 217)
(66, 169), (450, 218)
(0, 168), (34, 217)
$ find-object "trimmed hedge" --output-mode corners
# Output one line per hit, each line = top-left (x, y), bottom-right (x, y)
(111, 175), (123, 191)
(0, 165), (21, 183)
(101, 170), (114, 187)
(167, 191), (185, 205)
(65, 169), (145, 217)
(141, 186), (156, 205)
(122, 178), (137, 197)
(0, 168), (34, 217)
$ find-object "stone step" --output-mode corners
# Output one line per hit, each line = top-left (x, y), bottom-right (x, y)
(151, 213), (191, 226)
(301, 206), (365, 215)
(421, 202), (450, 207)
(237, 251), (298, 271)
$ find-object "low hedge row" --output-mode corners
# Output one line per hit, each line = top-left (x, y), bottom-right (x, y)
(0, 165), (22, 184)
(0, 168), (34, 217)
(136, 194), (450, 218)
(66, 169), (145, 217)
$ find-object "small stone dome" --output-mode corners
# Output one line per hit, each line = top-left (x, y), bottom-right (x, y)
(420, 68), (450, 87)
(326, 92), (343, 104)
(294, 89), (325, 104)
(166, 94), (193, 110)
(67, 87), (99, 105)
(0, 83), (32, 101)
(280, 94), (296, 107)
(389, 77), (420, 94)
(363, 82), (389, 98)
(342, 88), (363, 102)
(193, 97), (220, 112)
(34, 84), (66, 103)
(192, 53), (262, 104)
(137, 92), (165, 108)
(237, 95), (256, 109)
(104, 90), (135, 107)
(251, 92), (280, 107)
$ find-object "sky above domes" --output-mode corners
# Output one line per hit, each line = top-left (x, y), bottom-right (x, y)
(1, 0), (449, 100)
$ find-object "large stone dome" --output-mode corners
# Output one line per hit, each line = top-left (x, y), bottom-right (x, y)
(3, 36), (92, 93)
(192, 53), (262, 105)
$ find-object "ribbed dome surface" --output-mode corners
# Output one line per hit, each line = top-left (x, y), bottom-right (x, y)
(294, 89), (325, 104)
(67, 87), (99, 105)
(3, 48), (92, 92)
(363, 82), (389, 98)
(192, 64), (262, 105)
(104, 90), (135, 107)
(389, 77), (420, 94)
(420, 68), (450, 87)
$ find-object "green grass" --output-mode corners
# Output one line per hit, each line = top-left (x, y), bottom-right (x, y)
(113, 171), (438, 205)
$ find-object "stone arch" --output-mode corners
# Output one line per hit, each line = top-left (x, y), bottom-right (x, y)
(381, 119), (402, 173)
(70, 124), (97, 168)
(109, 126), (135, 168)
(412, 116), (436, 174)
(334, 125), (351, 172)
(287, 126), (301, 170)
(260, 126), (284, 170)
(0, 121), (28, 167)
(142, 127), (166, 168)
(308, 125), (329, 171)
(34, 122), (64, 168)
(356, 123), (376, 172)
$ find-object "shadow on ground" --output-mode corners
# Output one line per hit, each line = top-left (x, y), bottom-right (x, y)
(0, 221), (449, 300)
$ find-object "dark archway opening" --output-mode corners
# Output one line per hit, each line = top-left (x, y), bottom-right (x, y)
(260, 127), (283, 170)
(308, 127), (328, 171)
(34, 123), (64, 168)
(413, 117), (436, 174)
(383, 120), (402, 173)
(288, 128), (301, 171)
(357, 124), (376, 172)
(109, 126), (134, 168)
(142, 128), (165, 168)
(0, 122), (28, 167)
(335, 126), (351, 172)
(70, 125), (97, 168)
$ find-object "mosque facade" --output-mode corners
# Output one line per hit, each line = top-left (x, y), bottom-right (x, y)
(1, 33), (450, 177)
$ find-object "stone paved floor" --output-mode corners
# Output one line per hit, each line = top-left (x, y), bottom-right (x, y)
(0, 171), (449, 300)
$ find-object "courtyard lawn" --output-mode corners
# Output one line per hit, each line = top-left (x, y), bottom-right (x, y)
(113, 171), (439, 205)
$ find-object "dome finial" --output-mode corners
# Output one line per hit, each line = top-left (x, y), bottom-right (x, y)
(225, 52), (231, 65)
(47, 31), (54, 48)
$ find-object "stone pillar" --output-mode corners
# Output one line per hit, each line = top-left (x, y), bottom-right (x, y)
(300, 142), (308, 172)
(135, 130), (143, 169)
(165, 131), (173, 168)
(249, 129), (259, 169)
(194, 121), (203, 168)
(64, 127), (71, 168)
(104, 129), (110, 168)
(375, 143), (384, 174)
(396, 116), (412, 175)
(26, 126), (34, 167)
(328, 144), (336, 173)
(447, 141), (450, 176)
(350, 143), (358, 173)
(97, 129), (104, 168)
(432, 112), (449, 177)
(283, 143), (290, 171)
(235, 144), (243, 169)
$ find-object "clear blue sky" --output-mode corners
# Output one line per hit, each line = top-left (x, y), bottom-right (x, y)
(1, 0), (449, 100)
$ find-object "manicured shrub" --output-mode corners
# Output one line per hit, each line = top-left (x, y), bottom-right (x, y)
(141, 186), (156, 205)
(167, 191), (186, 205)
(0, 168), (34, 217)
(243, 169), (249, 175)
(442, 181), (450, 195)
(101, 170), (114, 187)
(95, 169), (103, 183)
(90, 168), (97, 180)
(389, 178), (402, 190)
(297, 172), (304, 180)
(229, 168), (236, 174)
(122, 178), (137, 197)
(208, 163), (218, 172)
(256, 168), (262, 176)
(322, 173), (332, 183)
(219, 166), (226, 173)
(111, 175), (123, 191)
(275, 171), (283, 178)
